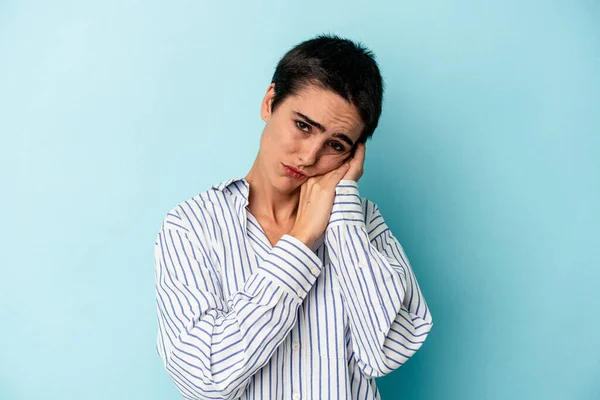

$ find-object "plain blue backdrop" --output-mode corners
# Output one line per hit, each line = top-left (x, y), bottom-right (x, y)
(1, 1), (598, 399)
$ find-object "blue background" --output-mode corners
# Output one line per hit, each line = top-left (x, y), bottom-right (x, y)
(1, 1), (598, 399)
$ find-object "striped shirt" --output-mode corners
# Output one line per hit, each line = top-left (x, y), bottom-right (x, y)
(154, 177), (433, 400)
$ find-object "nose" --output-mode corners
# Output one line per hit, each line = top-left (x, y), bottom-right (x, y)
(298, 140), (321, 166)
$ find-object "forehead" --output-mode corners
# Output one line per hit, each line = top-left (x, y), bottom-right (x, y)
(283, 84), (364, 139)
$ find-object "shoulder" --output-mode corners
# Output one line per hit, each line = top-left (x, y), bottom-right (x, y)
(361, 197), (379, 222)
(155, 190), (231, 255)
(158, 186), (227, 233)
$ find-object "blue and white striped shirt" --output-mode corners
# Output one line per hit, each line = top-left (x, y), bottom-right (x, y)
(154, 177), (433, 400)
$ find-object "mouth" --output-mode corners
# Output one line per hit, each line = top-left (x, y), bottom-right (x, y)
(282, 163), (306, 179)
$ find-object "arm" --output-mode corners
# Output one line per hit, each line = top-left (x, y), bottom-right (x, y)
(155, 207), (322, 400)
(325, 180), (434, 378)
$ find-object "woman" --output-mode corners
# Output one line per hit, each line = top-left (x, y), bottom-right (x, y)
(154, 34), (433, 400)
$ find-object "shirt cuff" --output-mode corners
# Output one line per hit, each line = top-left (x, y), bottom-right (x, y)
(256, 234), (323, 302)
(328, 179), (364, 227)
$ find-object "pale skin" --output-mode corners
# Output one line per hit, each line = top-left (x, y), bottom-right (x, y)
(244, 82), (367, 248)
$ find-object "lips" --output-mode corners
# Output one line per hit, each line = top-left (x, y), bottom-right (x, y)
(283, 164), (306, 178)
(287, 165), (305, 176)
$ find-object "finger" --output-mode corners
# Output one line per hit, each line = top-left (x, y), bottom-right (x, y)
(357, 142), (366, 156)
(299, 179), (307, 200)
(322, 161), (349, 177)
(297, 181), (308, 213)
(324, 162), (350, 185)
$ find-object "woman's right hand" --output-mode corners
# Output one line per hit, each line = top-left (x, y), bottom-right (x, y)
(289, 162), (351, 248)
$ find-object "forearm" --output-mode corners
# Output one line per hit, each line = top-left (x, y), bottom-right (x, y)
(325, 180), (434, 377)
(156, 228), (323, 399)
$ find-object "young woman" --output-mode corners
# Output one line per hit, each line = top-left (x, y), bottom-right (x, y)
(154, 34), (433, 400)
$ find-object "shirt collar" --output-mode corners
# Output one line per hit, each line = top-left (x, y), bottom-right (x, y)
(211, 177), (250, 205)
(211, 176), (248, 192)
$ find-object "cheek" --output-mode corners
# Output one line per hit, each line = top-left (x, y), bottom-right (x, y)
(315, 156), (345, 174)
(279, 128), (302, 152)
(263, 122), (295, 150)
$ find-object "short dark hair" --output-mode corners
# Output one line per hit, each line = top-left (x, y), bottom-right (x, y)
(270, 33), (384, 144)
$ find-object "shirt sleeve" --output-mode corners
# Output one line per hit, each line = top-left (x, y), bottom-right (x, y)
(154, 206), (323, 400)
(325, 179), (434, 378)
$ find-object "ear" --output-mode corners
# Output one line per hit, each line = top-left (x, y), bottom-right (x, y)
(260, 83), (276, 122)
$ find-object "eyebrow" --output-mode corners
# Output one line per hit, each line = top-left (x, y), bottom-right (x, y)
(293, 111), (355, 147)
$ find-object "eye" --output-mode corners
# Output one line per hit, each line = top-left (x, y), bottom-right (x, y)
(329, 142), (345, 152)
(295, 120), (310, 132)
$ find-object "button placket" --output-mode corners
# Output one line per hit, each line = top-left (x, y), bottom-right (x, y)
(291, 310), (304, 400)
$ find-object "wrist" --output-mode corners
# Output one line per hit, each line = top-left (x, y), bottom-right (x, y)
(288, 229), (314, 248)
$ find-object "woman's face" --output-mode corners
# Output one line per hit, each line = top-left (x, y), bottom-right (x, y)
(258, 82), (365, 192)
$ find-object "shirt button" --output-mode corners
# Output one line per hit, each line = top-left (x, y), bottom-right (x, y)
(358, 261), (367, 269)
(292, 342), (300, 351)
(340, 188), (350, 195)
(296, 289), (303, 297)
(292, 393), (300, 400)
(310, 266), (319, 275)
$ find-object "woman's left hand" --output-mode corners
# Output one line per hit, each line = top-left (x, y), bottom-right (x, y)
(342, 142), (366, 182)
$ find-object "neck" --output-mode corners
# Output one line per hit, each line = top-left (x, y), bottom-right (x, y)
(244, 158), (300, 225)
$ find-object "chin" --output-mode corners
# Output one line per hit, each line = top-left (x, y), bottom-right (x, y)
(280, 174), (302, 186)
(274, 175), (301, 193)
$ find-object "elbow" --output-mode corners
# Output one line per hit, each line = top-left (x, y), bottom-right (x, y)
(163, 349), (248, 400)
(355, 321), (434, 379)
(355, 359), (395, 379)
